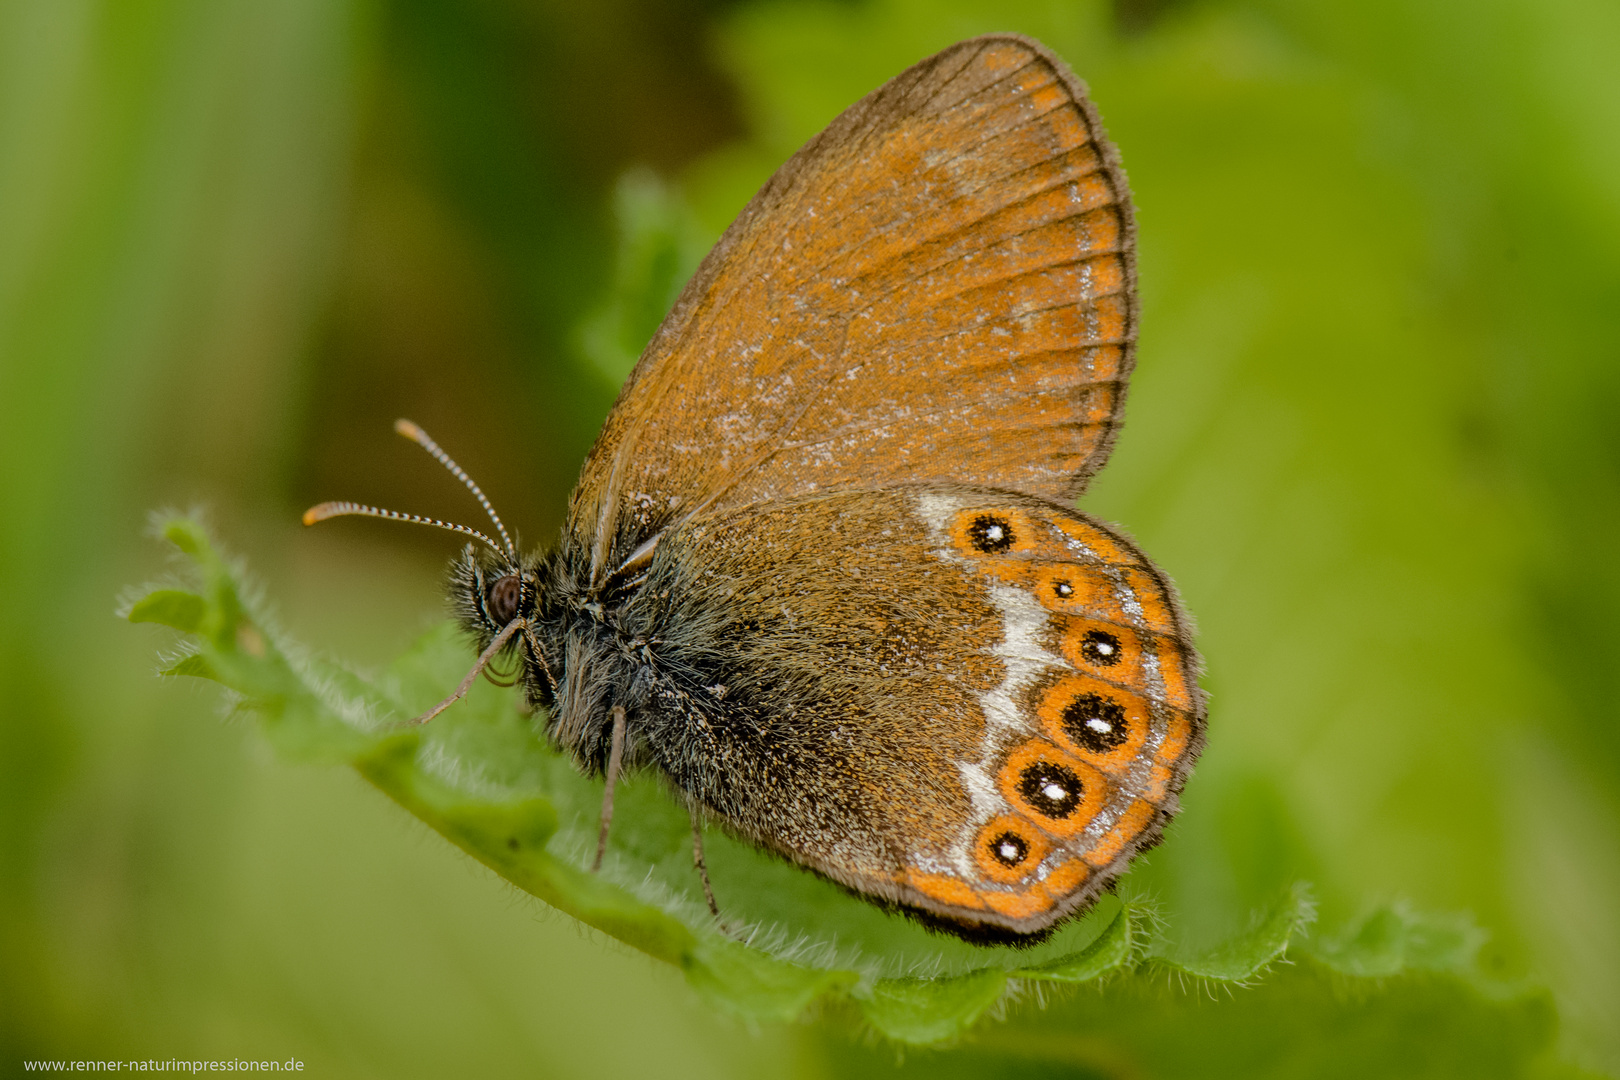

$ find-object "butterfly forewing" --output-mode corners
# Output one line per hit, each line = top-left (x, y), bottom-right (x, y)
(633, 487), (1201, 934)
(573, 35), (1137, 580)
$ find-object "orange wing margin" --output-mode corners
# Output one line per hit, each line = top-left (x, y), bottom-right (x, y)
(572, 35), (1138, 580)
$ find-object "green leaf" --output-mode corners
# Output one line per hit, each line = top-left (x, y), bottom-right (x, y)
(1154, 881), (1315, 981)
(684, 938), (859, 1022)
(127, 515), (1566, 1058)
(859, 970), (1009, 1045)
(163, 519), (210, 558)
(126, 589), (208, 632)
(1011, 901), (1137, 983)
(828, 958), (1563, 1080)
(1307, 902), (1489, 979)
(160, 652), (216, 679)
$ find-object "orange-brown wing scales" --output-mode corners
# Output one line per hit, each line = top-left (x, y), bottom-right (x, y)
(815, 100), (1112, 289)
(777, 51), (1077, 259)
(767, 389), (1124, 513)
(827, 144), (1116, 298)
(572, 36), (1137, 576)
(860, 250), (1126, 346)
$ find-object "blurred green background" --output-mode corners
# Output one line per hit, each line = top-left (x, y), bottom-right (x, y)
(2, 0), (1617, 1075)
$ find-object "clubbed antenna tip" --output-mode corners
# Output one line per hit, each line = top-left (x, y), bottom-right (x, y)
(302, 502), (341, 527)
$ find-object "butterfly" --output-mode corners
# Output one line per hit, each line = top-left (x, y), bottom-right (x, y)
(306, 33), (1204, 941)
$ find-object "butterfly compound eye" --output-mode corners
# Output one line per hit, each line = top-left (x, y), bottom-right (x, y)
(487, 574), (521, 624)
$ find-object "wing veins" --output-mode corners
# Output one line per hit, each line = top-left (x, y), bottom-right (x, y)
(739, 56), (1095, 299)
(736, 42), (1002, 293)
(847, 288), (1131, 361)
(846, 248), (1127, 327)
(789, 143), (1114, 300)
(774, 381), (1123, 454)
(916, 54), (1049, 123)
(915, 93), (1084, 179)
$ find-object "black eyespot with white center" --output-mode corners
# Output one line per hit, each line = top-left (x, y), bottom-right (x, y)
(988, 830), (1029, 868)
(487, 574), (521, 624)
(968, 514), (1015, 553)
(1062, 692), (1129, 753)
(1079, 629), (1122, 667)
(1018, 761), (1084, 819)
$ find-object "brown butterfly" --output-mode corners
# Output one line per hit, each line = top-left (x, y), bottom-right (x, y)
(306, 33), (1205, 941)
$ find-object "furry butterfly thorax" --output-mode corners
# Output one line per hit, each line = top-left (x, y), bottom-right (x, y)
(309, 34), (1206, 941)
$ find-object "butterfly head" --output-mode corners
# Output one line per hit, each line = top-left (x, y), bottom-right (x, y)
(443, 540), (561, 699)
(301, 419), (564, 706)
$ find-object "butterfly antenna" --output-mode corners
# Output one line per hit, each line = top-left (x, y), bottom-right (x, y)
(301, 501), (507, 556)
(392, 419), (517, 559)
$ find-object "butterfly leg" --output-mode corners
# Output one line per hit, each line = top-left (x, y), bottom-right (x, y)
(408, 618), (524, 726)
(689, 805), (719, 919)
(591, 705), (627, 872)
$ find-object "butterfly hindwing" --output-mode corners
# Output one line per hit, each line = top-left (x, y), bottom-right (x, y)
(572, 34), (1138, 581)
(628, 486), (1202, 933)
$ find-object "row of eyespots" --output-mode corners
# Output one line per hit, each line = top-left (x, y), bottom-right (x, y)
(975, 794), (1158, 875)
(1040, 593), (1196, 804)
(971, 794), (1161, 889)
(929, 505), (1188, 911)
(968, 813), (1090, 918)
(948, 509), (1177, 648)
(947, 505), (1178, 655)
(962, 741), (1121, 911)
(1042, 670), (1196, 802)
(1032, 543), (1201, 808)
(967, 795), (1161, 910)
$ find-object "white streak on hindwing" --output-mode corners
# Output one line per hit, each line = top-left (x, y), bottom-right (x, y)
(913, 492), (1065, 882)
